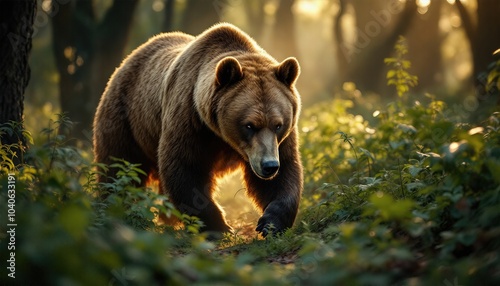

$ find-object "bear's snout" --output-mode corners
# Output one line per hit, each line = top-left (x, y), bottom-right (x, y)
(249, 155), (280, 180)
(261, 160), (279, 178)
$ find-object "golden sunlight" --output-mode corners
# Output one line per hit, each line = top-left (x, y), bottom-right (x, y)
(449, 142), (460, 153)
(417, 0), (430, 14)
(152, 0), (164, 12)
(417, 0), (431, 8)
(294, 0), (325, 18)
(41, 0), (52, 12)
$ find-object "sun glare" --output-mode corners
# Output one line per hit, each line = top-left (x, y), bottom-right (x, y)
(294, 0), (324, 18)
(417, 0), (431, 7)
(416, 0), (431, 14)
(41, 0), (52, 12)
(152, 0), (164, 12)
(449, 142), (460, 153)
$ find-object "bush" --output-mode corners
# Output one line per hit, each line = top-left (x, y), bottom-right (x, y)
(294, 38), (500, 285)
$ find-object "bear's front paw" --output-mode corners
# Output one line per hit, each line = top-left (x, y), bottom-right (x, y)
(256, 215), (286, 237)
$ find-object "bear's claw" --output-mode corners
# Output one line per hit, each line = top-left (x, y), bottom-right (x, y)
(256, 215), (284, 237)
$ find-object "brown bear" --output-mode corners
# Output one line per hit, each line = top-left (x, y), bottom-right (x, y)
(93, 23), (303, 236)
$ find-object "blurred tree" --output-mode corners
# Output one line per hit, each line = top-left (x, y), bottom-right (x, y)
(180, 0), (221, 35)
(407, 0), (443, 91)
(334, 0), (417, 93)
(455, 0), (500, 102)
(334, 0), (348, 79)
(272, 0), (299, 61)
(243, 0), (266, 41)
(0, 0), (36, 163)
(51, 0), (138, 142)
(162, 0), (174, 32)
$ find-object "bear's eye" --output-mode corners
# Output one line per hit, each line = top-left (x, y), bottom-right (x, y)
(245, 124), (259, 132)
(275, 124), (282, 131)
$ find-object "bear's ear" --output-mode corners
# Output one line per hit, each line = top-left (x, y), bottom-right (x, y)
(276, 57), (300, 87)
(215, 57), (243, 87)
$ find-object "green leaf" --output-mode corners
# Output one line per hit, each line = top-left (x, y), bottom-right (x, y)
(386, 70), (396, 79)
(397, 123), (417, 135)
(401, 60), (411, 69)
(358, 147), (375, 161)
(366, 192), (414, 221)
(384, 58), (397, 64)
(408, 166), (423, 177)
(457, 231), (477, 246)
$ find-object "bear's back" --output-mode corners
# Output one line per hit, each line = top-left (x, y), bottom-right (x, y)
(195, 24), (258, 52)
(104, 32), (194, 160)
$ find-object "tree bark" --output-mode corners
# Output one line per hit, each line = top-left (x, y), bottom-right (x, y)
(181, 0), (221, 35)
(333, 0), (348, 83)
(407, 0), (443, 90)
(334, 0), (417, 93)
(51, 0), (138, 142)
(162, 0), (175, 32)
(456, 0), (500, 101)
(271, 0), (299, 61)
(243, 0), (266, 41)
(0, 0), (36, 165)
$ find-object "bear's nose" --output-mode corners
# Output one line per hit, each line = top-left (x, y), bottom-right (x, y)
(261, 160), (279, 177)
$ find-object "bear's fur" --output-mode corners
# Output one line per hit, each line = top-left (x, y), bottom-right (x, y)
(93, 23), (303, 236)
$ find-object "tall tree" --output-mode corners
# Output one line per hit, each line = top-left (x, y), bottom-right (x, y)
(0, 0), (36, 165)
(180, 0), (221, 35)
(272, 0), (299, 61)
(407, 0), (443, 91)
(51, 0), (138, 142)
(455, 0), (500, 101)
(243, 0), (266, 41)
(162, 0), (175, 32)
(334, 0), (418, 93)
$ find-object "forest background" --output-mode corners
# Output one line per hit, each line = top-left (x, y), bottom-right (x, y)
(22, 0), (499, 141)
(1, 0), (500, 285)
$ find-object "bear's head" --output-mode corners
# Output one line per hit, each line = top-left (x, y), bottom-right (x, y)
(197, 55), (300, 180)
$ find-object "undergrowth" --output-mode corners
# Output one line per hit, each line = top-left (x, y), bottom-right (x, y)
(1, 38), (499, 285)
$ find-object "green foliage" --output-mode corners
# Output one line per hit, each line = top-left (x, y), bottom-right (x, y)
(385, 36), (418, 97)
(296, 96), (500, 284)
(295, 46), (500, 284)
(0, 121), (32, 171)
(486, 48), (500, 95)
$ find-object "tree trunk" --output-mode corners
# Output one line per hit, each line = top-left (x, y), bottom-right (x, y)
(51, 0), (138, 143)
(333, 0), (348, 84)
(407, 0), (443, 91)
(181, 0), (221, 35)
(243, 0), (266, 41)
(271, 0), (299, 61)
(456, 0), (500, 101)
(0, 0), (36, 166)
(162, 0), (175, 32)
(334, 0), (417, 93)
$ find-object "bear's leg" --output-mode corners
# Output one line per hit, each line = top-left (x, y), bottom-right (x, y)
(243, 134), (303, 236)
(158, 153), (231, 234)
(166, 169), (231, 233)
(94, 108), (154, 189)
